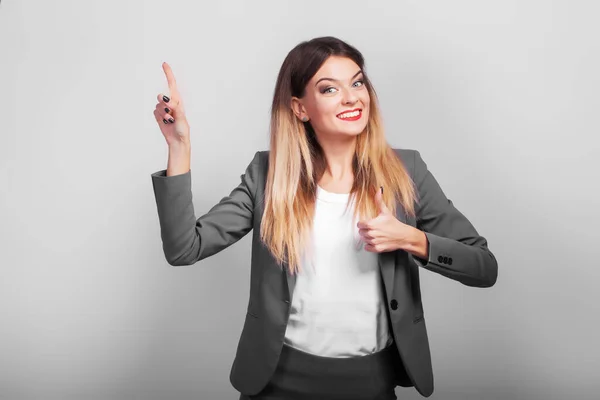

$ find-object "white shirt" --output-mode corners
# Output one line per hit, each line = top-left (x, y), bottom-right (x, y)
(283, 185), (393, 357)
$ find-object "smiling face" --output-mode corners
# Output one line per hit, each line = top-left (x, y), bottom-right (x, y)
(292, 56), (370, 139)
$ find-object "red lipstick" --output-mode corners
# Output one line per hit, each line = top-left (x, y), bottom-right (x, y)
(336, 108), (362, 121)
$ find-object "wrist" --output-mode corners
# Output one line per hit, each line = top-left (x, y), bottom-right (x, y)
(404, 227), (429, 260)
(169, 140), (191, 152)
(167, 143), (191, 176)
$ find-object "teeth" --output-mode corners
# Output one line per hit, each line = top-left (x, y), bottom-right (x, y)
(338, 110), (360, 119)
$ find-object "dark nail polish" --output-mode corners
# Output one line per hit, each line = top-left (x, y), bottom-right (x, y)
(380, 186), (383, 194)
(168, 118), (174, 123)
(164, 107), (170, 113)
(163, 95), (170, 102)
(163, 119), (168, 124)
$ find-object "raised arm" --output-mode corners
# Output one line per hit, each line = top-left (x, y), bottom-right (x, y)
(151, 151), (261, 266)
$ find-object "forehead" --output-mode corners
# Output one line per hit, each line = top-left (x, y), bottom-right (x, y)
(310, 56), (362, 82)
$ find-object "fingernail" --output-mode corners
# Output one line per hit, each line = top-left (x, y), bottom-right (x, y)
(380, 186), (383, 194)
(163, 95), (170, 102)
(163, 119), (168, 124)
(164, 107), (170, 113)
(168, 118), (174, 123)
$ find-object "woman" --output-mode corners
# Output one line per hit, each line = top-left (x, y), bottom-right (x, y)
(151, 36), (498, 400)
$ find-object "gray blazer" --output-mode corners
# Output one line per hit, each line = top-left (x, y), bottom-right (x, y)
(150, 148), (498, 398)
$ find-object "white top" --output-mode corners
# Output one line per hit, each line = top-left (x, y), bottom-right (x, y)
(283, 185), (393, 357)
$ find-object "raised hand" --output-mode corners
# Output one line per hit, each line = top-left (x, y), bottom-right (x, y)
(154, 62), (191, 147)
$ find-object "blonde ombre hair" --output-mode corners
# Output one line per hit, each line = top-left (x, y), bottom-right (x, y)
(260, 37), (418, 275)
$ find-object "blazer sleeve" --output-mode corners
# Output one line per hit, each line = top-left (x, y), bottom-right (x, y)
(411, 150), (498, 288)
(150, 151), (261, 266)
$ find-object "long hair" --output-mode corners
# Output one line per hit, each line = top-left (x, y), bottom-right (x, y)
(260, 36), (418, 275)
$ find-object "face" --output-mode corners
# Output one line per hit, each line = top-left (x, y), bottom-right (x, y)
(292, 56), (370, 139)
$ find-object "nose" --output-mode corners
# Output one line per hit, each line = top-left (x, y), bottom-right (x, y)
(342, 87), (358, 105)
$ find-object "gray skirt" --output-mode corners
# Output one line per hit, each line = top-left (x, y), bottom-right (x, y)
(238, 341), (400, 400)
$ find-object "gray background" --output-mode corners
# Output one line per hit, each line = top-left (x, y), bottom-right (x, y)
(1, 0), (598, 399)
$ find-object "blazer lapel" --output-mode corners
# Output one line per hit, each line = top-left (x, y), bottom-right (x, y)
(378, 249), (396, 300)
(285, 264), (296, 302)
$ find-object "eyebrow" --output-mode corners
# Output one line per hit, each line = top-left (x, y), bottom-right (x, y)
(315, 70), (364, 86)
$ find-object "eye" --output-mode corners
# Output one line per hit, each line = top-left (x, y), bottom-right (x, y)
(321, 86), (337, 94)
(353, 80), (364, 87)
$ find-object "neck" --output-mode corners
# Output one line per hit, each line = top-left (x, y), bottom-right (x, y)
(316, 135), (357, 181)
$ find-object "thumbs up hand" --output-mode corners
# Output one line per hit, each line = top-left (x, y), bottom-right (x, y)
(356, 186), (411, 253)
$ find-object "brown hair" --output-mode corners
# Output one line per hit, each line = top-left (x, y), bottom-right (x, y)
(260, 36), (418, 275)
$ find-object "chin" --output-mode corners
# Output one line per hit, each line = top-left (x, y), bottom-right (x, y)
(318, 121), (369, 138)
(347, 129), (365, 137)
(340, 123), (368, 137)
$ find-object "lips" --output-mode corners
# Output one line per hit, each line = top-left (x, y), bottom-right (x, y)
(337, 108), (362, 121)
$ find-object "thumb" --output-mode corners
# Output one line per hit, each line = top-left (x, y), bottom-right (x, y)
(376, 186), (390, 215)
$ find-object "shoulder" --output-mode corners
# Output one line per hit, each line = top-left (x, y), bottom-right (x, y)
(391, 147), (417, 161)
(256, 150), (269, 167)
(391, 147), (420, 175)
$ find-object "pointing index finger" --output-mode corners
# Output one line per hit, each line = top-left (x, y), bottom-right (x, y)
(162, 62), (180, 97)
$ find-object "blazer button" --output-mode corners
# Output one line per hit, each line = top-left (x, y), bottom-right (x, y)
(448, 258), (453, 265)
(437, 255), (444, 263)
(390, 299), (398, 310)
(443, 256), (448, 264)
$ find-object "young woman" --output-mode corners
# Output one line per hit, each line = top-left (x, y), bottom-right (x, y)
(151, 36), (498, 400)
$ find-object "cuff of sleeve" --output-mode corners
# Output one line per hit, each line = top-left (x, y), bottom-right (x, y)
(151, 169), (191, 179)
(412, 231), (457, 269)
(151, 169), (192, 202)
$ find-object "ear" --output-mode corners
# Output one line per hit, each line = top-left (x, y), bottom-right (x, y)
(291, 97), (308, 122)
